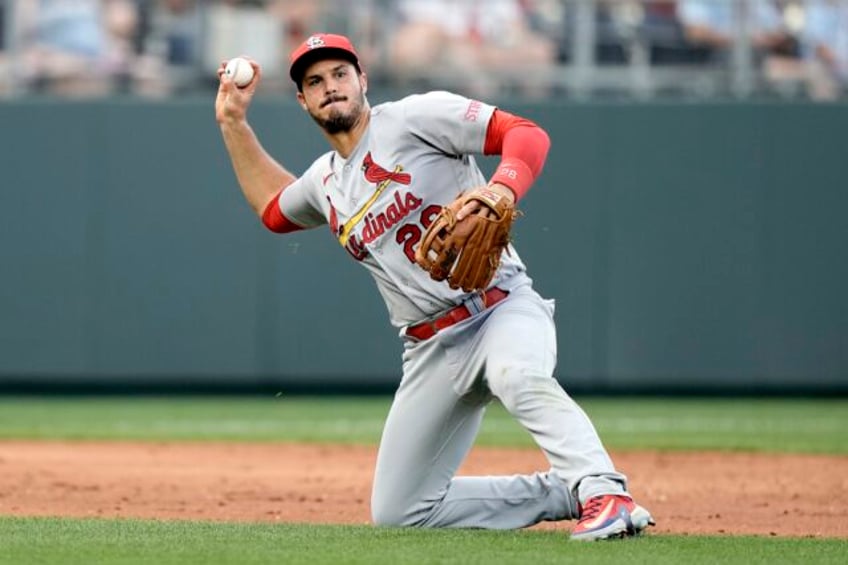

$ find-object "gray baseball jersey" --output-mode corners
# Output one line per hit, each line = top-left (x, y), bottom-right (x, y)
(271, 91), (632, 528)
(278, 91), (527, 327)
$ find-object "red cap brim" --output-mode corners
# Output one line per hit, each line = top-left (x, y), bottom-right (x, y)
(289, 33), (361, 84)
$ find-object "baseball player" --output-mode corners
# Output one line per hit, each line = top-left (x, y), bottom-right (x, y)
(215, 33), (654, 541)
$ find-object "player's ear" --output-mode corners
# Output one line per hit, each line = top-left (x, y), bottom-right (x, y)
(296, 91), (307, 110)
(360, 71), (368, 95)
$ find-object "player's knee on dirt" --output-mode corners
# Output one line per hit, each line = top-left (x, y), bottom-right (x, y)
(370, 496), (426, 527)
(372, 481), (454, 527)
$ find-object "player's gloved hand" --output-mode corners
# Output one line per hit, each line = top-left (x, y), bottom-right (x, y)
(415, 184), (517, 293)
(215, 59), (261, 126)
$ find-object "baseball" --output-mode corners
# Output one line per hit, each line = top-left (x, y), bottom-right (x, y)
(224, 57), (255, 88)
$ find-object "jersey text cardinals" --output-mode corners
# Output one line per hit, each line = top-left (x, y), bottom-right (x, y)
(273, 91), (527, 327)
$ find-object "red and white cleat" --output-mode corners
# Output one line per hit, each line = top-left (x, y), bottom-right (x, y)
(570, 495), (656, 541)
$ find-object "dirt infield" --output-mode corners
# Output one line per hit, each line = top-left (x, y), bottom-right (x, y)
(0, 441), (845, 538)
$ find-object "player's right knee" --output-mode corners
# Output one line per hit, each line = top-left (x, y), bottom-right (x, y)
(371, 491), (429, 527)
(371, 500), (417, 527)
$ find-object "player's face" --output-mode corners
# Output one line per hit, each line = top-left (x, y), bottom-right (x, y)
(298, 59), (367, 134)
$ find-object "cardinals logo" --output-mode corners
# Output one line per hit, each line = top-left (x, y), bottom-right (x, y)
(305, 35), (325, 49)
(327, 153), (419, 261)
(361, 152), (411, 186)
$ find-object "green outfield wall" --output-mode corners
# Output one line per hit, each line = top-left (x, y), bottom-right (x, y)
(1, 97), (846, 393)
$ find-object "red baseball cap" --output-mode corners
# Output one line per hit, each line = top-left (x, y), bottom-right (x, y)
(289, 33), (362, 85)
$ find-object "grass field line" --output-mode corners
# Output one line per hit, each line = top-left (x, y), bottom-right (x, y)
(595, 415), (843, 433)
(0, 396), (844, 453)
(0, 517), (846, 565)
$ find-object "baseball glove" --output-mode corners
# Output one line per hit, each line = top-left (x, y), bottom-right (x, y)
(415, 187), (517, 292)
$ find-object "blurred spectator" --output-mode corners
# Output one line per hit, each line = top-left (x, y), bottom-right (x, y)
(555, 1), (697, 67)
(268, 0), (325, 51)
(803, 0), (848, 100)
(14, 0), (140, 97)
(388, 0), (556, 97)
(677, 0), (799, 62)
(565, 0), (630, 65)
(639, 1), (714, 64)
(137, 0), (202, 95)
(677, 0), (807, 93)
(104, 0), (141, 92)
(555, 1), (679, 67)
(0, 0), (841, 102)
(203, 0), (285, 90)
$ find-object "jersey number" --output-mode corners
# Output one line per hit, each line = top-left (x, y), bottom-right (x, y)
(396, 205), (442, 263)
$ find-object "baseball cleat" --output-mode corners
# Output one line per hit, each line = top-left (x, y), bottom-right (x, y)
(570, 494), (655, 541)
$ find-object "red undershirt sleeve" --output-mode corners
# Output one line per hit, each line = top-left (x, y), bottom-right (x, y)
(261, 190), (304, 233)
(483, 109), (551, 201)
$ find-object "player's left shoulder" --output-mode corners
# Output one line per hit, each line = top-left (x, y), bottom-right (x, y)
(398, 90), (495, 121)
(401, 90), (475, 107)
(371, 92), (454, 121)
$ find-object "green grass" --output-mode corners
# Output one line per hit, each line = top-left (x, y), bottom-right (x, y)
(0, 517), (845, 565)
(578, 397), (848, 454)
(0, 396), (845, 563)
(0, 396), (845, 454)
